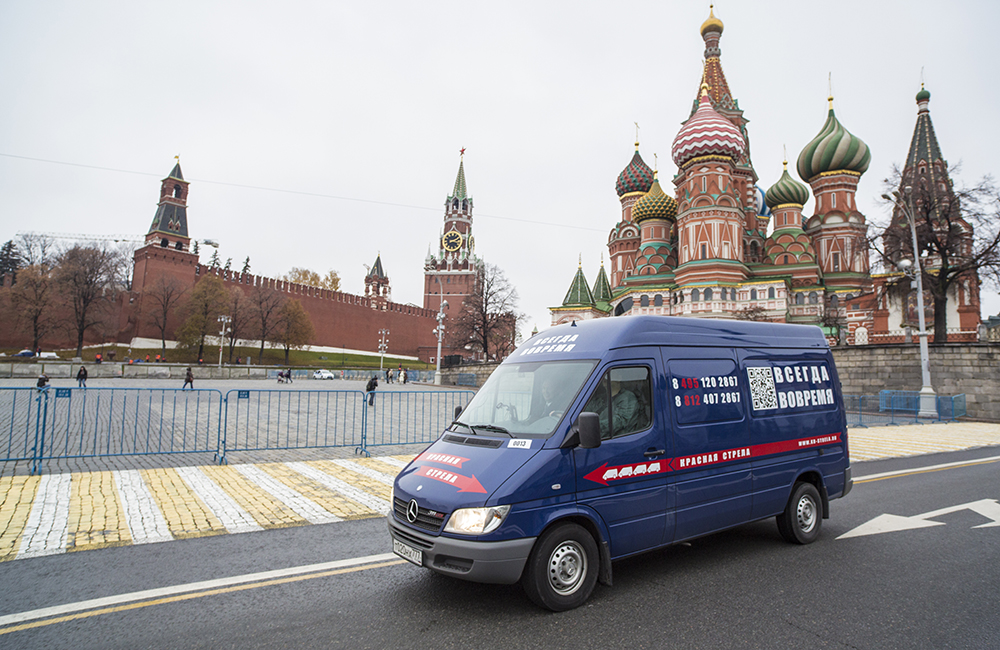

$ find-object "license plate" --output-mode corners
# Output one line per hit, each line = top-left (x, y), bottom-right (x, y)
(393, 539), (423, 567)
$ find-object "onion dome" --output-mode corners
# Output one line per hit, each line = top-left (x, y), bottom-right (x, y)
(796, 96), (871, 182)
(753, 185), (771, 219)
(916, 84), (931, 103)
(701, 5), (723, 36)
(616, 144), (654, 196)
(672, 85), (746, 168)
(766, 161), (810, 209)
(632, 175), (678, 223)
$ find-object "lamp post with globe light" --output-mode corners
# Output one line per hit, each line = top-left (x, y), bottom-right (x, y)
(434, 300), (448, 385)
(882, 187), (937, 418)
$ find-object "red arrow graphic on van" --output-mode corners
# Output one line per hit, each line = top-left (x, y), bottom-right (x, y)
(584, 460), (672, 486)
(415, 465), (487, 493)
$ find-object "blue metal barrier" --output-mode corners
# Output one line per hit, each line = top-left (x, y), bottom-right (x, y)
(361, 390), (475, 455)
(220, 389), (367, 463)
(847, 392), (966, 426)
(0, 387), (224, 473)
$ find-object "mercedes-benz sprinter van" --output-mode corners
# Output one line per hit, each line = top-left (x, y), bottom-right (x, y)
(389, 316), (852, 611)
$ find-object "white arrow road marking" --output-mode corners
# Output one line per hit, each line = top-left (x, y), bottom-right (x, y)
(838, 498), (1000, 539)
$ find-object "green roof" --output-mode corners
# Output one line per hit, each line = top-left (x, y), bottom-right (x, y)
(562, 266), (595, 307)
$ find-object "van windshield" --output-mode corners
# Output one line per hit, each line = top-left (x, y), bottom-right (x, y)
(452, 359), (597, 438)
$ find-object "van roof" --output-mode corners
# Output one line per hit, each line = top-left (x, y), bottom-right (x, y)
(517, 316), (829, 359)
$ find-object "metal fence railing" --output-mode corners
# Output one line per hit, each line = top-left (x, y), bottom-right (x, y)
(1, 386), (477, 473)
(221, 390), (367, 462)
(364, 390), (476, 449)
(845, 393), (967, 427)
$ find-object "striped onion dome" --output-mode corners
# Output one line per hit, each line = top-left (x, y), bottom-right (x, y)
(766, 161), (810, 208)
(797, 97), (871, 182)
(632, 176), (678, 223)
(672, 85), (746, 167)
(753, 185), (772, 218)
(616, 145), (654, 196)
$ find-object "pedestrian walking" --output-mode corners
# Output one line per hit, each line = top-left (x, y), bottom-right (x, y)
(366, 375), (378, 406)
(36, 373), (49, 389)
(183, 367), (194, 390)
(76, 365), (88, 388)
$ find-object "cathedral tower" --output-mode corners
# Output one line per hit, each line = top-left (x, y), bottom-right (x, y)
(608, 141), (654, 288)
(798, 96), (872, 296)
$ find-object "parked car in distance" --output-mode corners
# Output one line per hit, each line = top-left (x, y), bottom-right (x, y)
(313, 369), (335, 380)
(14, 349), (35, 357)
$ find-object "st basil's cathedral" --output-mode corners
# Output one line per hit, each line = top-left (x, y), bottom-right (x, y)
(550, 7), (982, 345)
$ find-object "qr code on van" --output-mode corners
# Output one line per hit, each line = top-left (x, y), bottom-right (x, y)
(746, 367), (777, 411)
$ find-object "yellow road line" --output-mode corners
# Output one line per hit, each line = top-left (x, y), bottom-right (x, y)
(68, 471), (130, 551)
(140, 468), (225, 539)
(198, 464), (307, 529)
(0, 556), (405, 635)
(0, 475), (41, 561)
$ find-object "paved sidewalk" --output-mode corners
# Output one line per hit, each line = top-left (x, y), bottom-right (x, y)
(1, 422), (997, 562)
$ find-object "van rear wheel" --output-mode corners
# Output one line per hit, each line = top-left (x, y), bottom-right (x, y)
(777, 482), (822, 544)
(521, 523), (599, 611)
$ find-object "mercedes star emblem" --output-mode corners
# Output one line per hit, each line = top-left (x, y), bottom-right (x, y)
(407, 499), (419, 523)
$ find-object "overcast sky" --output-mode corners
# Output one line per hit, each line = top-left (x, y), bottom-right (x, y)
(2, 0), (998, 342)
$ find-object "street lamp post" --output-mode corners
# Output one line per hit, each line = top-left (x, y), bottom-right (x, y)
(217, 315), (231, 368)
(434, 300), (448, 385)
(378, 329), (389, 372)
(883, 188), (937, 418)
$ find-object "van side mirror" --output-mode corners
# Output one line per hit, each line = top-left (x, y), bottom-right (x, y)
(577, 412), (601, 449)
(454, 405), (464, 420)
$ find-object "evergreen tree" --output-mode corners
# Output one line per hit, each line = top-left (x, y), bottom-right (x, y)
(192, 240), (200, 255)
(224, 257), (232, 272)
(208, 250), (221, 268)
(0, 240), (23, 281)
(242, 256), (251, 274)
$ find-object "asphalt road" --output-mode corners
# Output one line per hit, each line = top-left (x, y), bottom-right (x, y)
(0, 446), (997, 650)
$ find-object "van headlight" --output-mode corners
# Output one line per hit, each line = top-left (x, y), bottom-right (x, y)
(444, 505), (511, 535)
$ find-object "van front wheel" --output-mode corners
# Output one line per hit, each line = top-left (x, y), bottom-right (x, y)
(521, 523), (599, 611)
(777, 482), (822, 544)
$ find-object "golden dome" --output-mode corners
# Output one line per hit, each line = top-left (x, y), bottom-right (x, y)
(701, 5), (724, 36)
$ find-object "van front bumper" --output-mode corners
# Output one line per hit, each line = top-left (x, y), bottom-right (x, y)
(388, 517), (535, 585)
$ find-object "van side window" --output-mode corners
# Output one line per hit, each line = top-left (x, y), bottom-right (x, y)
(581, 366), (652, 440)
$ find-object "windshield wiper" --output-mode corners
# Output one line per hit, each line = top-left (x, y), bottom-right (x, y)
(470, 424), (513, 438)
(451, 420), (476, 435)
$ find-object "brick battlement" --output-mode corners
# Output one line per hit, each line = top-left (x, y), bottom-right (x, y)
(196, 265), (437, 318)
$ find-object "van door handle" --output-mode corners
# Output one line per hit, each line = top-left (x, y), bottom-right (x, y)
(644, 449), (665, 458)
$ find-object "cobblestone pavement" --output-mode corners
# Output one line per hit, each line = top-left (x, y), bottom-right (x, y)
(1, 384), (998, 562)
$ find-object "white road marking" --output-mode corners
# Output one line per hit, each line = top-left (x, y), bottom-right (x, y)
(114, 470), (173, 544)
(854, 454), (1000, 481)
(330, 459), (397, 486)
(175, 466), (263, 534)
(233, 464), (341, 524)
(17, 473), (72, 559)
(0, 553), (398, 628)
(287, 462), (391, 516)
(374, 456), (409, 470)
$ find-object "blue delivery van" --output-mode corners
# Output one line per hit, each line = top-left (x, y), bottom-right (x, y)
(388, 316), (852, 611)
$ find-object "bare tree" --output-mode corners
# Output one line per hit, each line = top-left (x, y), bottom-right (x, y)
(275, 299), (315, 365)
(175, 275), (227, 361)
(250, 285), (286, 362)
(146, 277), (187, 356)
(226, 287), (254, 362)
(108, 241), (140, 291)
(10, 264), (55, 350)
(872, 166), (1000, 342)
(17, 233), (55, 268)
(449, 263), (523, 362)
(56, 245), (114, 357)
(735, 305), (772, 322)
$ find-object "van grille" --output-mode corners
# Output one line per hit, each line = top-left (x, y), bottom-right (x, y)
(393, 497), (447, 534)
(442, 434), (503, 448)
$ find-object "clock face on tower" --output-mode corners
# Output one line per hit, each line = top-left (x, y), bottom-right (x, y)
(442, 229), (463, 252)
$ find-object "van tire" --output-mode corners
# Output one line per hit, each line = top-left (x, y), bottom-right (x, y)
(777, 482), (822, 544)
(521, 523), (599, 611)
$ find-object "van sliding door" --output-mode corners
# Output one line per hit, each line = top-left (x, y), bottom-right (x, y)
(664, 348), (752, 542)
